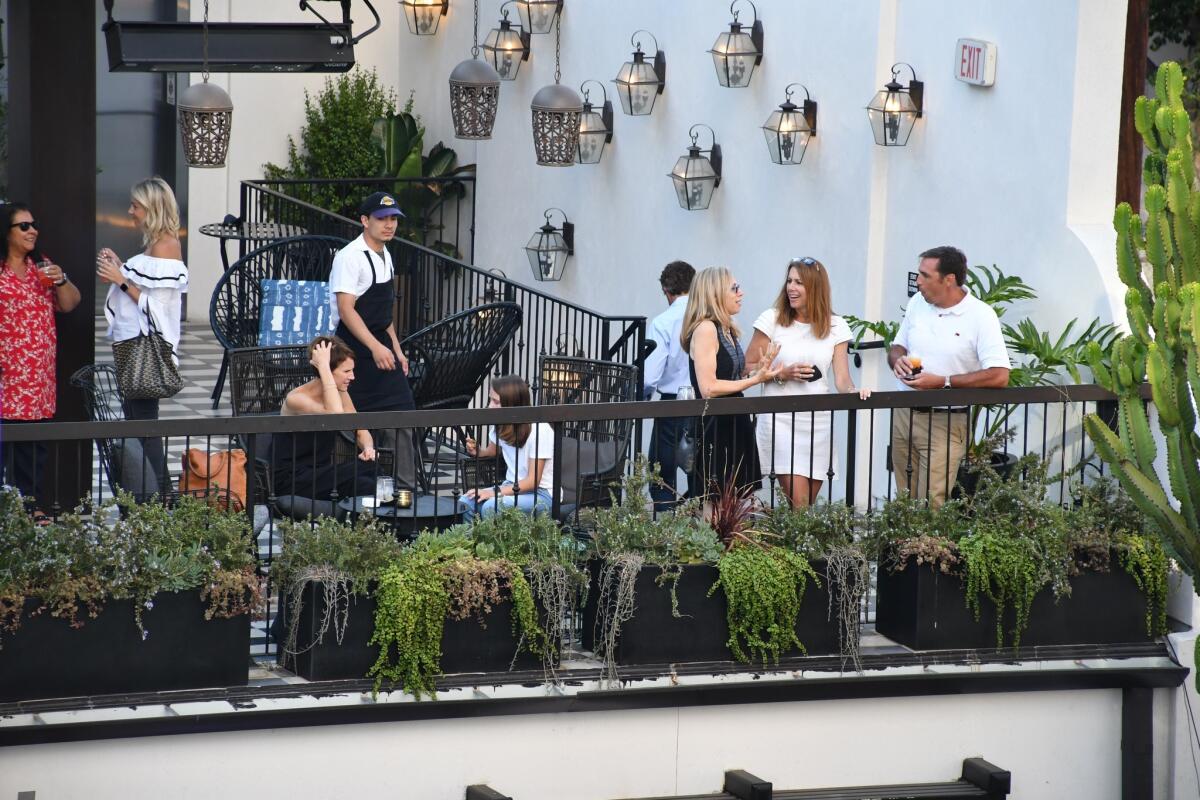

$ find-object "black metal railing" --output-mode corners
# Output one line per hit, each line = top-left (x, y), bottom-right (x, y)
(239, 179), (649, 393)
(5, 384), (1122, 648)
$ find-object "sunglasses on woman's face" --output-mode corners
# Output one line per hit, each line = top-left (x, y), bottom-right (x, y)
(730, 282), (741, 293)
(10, 221), (37, 232)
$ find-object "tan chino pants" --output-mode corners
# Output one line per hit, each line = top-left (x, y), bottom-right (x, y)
(890, 407), (969, 508)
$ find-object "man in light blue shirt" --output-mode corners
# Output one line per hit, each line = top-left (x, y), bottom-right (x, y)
(644, 260), (695, 511)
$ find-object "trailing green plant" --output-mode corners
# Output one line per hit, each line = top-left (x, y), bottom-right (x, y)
(710, 542), (818, 665)
(273, 514), (404, 658)
(367, 531), (547, 698)
(1082, 59), (1200, 583)
(0, 490), (259, 646)
(262, 68), (396, 216)
(958, 525), (1043, 649)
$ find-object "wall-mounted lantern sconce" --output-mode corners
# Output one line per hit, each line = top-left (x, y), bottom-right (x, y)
(669, 124), (721, 211)
(525, 208), (574, 281)
(450, 0), (502, 139)
(709, 0), (762, 88)
(514, 0), (562, 34)
(401, 0), (448, 35)
(762, 83), (816, 165)
(577, 80), (613, 164)
(866, 62), (924, 147)
(530, 14), (581, 166)
(483, 2), (530, 80)
(614, 30), (665, 116)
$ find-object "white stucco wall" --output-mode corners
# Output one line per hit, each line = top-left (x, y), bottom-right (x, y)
(187, 0), (1132, 350)
(0, 689), (1136, 799)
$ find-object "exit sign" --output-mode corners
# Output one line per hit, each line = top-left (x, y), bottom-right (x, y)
(955, 38), (996, 86)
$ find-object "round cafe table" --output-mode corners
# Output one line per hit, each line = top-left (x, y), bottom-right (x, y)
(198, 221), (308, 273)
(339, 493), (463, 540)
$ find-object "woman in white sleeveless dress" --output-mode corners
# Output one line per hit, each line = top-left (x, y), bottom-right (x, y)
(745, 257), (870, 507)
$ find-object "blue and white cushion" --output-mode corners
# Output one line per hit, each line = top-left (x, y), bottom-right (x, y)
(258, 279), (335, 346)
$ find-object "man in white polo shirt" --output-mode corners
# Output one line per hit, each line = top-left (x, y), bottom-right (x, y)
(888, 246), (1010, 506)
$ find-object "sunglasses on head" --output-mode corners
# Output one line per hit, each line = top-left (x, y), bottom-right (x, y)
(10, 221), (37, 232)
(791, 256), (817, 266)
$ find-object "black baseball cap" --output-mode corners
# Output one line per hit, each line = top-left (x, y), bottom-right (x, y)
(359, 191), (405, 219)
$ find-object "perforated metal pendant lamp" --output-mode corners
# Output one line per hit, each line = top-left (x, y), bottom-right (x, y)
(710, 23), (757, 87)
(531, 84), (582, 166)
(179, 80), (233, 168)
(482, 15), (528, 80)
(178, 1), (232, 168)
(515, 0), (561, 34)
(401, 0), (447, 35)
(450, 0), (502, 139)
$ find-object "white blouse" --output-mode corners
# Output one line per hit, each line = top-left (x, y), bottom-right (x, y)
(753, 309), (852, 397)
(104, 253), (189, 364)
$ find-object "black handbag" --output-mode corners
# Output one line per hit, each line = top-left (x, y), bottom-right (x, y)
(112, 319), (184, 400)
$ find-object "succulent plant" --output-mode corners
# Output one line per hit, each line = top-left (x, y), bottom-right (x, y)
(1083, 60), (1200, 578)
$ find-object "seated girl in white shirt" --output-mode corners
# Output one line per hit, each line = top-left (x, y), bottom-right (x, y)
(461, 375), (554, 520)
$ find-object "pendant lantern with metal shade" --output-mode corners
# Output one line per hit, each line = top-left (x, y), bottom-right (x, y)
(866, 62), (924, 147)
(669, 124), (722, 211)
(613, 30), (665, 116)
(709, 0), (762, 89)
(450, 0), (503, 140)
(525, 208), (574, 282)
(178, 0), (233, 168)
(483, 2), (530, 81)
(576, 80), (613, 164)
(762, 83), (817, 165)
(530, 13), (582, 166)
(514, 0), (562, 35)
(401, 0), (448, 35)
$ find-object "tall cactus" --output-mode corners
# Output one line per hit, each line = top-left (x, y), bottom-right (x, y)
(1084, 60), (1200, 578)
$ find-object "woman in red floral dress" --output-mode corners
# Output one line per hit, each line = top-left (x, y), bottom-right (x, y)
(0, 203), (82, 513)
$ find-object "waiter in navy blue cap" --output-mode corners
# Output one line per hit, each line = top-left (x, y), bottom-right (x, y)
(328, 191), (417, 483)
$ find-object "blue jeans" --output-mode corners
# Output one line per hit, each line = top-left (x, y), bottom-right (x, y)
(458, 483), (552, 520)
(647, 414), (695, 512)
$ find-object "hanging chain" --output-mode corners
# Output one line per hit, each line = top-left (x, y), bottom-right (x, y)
(471, 0), (480, 57)
(554, 11), (561, 84)
(201, 0), (211, 83)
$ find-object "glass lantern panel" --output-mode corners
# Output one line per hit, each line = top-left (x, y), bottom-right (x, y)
(484, 28), (526, 80)
(403, 0), (442, 35)
(866, 89), (918, 146)
(525, 232), (568, 281)
(762, 110), (811, 165)
(517, 0), (558, 34)
(711, 31), (757, 88)
(577, 110), (607, 164)
(615, 61), (660, 115)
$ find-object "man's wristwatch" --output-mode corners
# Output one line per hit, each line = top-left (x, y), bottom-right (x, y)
(54, 276), (68, 287)
(943, 375), (953, 389)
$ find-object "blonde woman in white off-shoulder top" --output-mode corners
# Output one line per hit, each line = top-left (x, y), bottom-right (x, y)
(96, 177), (189, 492)
(744, 257), (870, 508)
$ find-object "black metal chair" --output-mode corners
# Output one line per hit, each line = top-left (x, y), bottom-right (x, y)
(537, 356), (639, 521)
(209, 234), (349, 409)
(400, 301), (523, 410)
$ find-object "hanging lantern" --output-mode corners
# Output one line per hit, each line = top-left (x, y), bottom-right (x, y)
(669, 125), (721, 211)
(482, 2), (530, 80)
(613, 30), (665, 116)
(514, 0), (562, 35)
(449, 0), (502, 140)
(866, 62), (924, 147)
(401, 0), (448, 35)
(709, 0), (762, 89)
(576, 80), (613, 164)
(178, 0), (232, 168)
(762, 83), (817, 166)
(525, 208), (574, 282)
(530, 13), (582, 166)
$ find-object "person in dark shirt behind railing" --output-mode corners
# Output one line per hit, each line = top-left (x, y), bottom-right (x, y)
(643, 260), (696, 512)
(888, 245), (1010, 507)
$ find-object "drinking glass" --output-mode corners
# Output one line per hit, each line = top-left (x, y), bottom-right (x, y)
(908, 355), (923, 375)
(676, 386), (696, 401)
(36, 260), (54, 289)
(375, 476), (395, 506)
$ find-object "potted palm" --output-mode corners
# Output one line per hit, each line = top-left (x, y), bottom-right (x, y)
(0, 490), (259, 702)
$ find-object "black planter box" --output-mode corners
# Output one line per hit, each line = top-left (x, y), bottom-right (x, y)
(281, 582), (541, 682)
(0, 590), (249, 703)
(875, 558), (1154, 651)
(583, 560), (841, 666)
